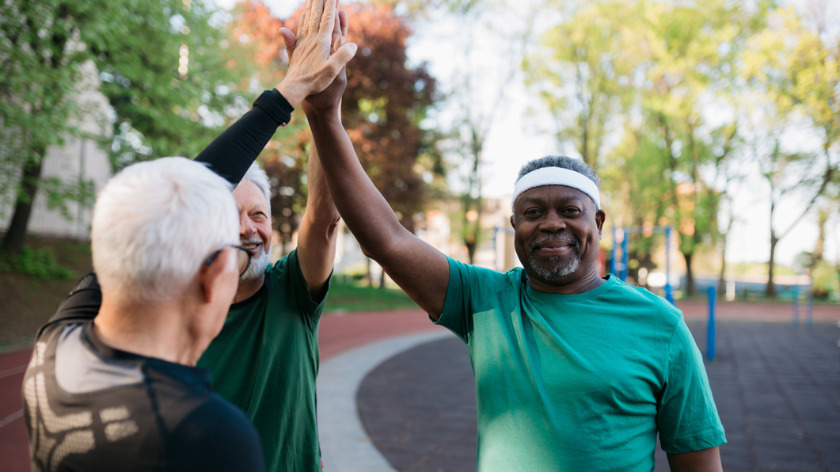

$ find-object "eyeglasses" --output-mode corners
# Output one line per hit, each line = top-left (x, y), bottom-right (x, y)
(204, 245), (253, 276)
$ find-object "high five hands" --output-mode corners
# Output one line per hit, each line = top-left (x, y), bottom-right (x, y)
(275, 0), (356, 108)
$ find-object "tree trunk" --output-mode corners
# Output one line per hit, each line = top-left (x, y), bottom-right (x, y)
(765, 233), (778, 297)
(717, 234), (728, 295)
(1, 151), (45, 257)
(683, 252), (695, 297)
(366, 258), (374, 288)
(465, 237), (476, 265)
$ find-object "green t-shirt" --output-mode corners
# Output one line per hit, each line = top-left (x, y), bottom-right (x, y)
(198, 250), (326, 472)
(437, 257), (725, 471)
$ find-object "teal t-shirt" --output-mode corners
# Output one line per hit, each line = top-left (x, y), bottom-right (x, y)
(198, 250), (326, 472)
(437, 257), (725, 471)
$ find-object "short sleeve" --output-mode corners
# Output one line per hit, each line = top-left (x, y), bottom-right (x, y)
(434, 257), (476, 342)
(270, 250), (328, 329)
(656, 319), (727, 453)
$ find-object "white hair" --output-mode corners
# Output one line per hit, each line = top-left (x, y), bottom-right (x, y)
(241, 162), (272, 215)
(91, 157), (239, 304)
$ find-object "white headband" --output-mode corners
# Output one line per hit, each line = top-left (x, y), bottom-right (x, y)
(512, 167), (601, 209)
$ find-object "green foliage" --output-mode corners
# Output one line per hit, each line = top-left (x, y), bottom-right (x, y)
(92, 0), (252, 170)
(0, 247), (73, 280)
(1, 0), (250, 256)
(810, 261), (840, 300)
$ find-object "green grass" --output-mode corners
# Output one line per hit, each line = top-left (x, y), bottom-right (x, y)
(325, 277), (419, 313)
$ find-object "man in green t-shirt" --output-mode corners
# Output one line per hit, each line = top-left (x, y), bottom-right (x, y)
(305, 68), (726, 470)
(196, 154), (336, 472)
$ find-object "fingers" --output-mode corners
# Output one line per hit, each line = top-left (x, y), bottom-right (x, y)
(280, 27), (297, 59)
(317, 0), (337, 40)
(297, 0), (309, 38)
(330, 13), (342, 53)
(329, 42), (357, 71)
(304, 0), (326, 38)
(339, 9), (348, 38)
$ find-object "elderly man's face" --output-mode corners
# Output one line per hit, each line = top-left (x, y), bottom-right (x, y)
(233, 180), (272, 281)
(510, 185), (604, 289)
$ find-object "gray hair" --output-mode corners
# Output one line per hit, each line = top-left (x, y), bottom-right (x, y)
(516, 156), (600, 187)
(241, 162), (272, 215)
(91, 157), (239, 304)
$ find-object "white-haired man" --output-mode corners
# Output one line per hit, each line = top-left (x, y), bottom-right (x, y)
(303, 69), (727, 471)
(27, 1), (357, 470)
(22, 158), (263, 471)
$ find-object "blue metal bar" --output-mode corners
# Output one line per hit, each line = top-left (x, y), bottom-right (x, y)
(620, 234), (628, 281)
(707, 286), (716, 362)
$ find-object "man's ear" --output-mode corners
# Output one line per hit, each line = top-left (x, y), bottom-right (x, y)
(199, 249), (233, 304)
(595, 209), (606, 237)
(510, 214), (516, 229)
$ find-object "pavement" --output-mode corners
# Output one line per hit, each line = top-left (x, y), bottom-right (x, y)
(2, 300), (840, 471)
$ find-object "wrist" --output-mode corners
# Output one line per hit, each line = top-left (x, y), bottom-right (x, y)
(254, 89), (294, 127)
(274, 80), (306, 109)
(304, 103), (341, 121)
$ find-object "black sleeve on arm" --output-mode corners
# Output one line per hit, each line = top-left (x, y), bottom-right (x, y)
(194, 89), (294, 186)
(38, 271), (103, 336)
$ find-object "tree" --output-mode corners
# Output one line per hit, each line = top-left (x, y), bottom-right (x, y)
(1, 1), (104, 257)
(524, 0), (636, 172)
(1, 0), (246, 257)
(742, 5), (839, 296)
(93, 0), (250, 170)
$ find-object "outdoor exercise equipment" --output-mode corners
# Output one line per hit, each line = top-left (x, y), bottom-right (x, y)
(610, 225), (674, 303)
(707, 286), (716, 362)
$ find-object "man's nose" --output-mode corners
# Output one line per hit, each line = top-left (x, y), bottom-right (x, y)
(540, 211), (566, 232)
(240, 214), (254, 235)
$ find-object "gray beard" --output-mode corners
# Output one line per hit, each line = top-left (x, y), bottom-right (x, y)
(240, 249), (270, 282)
(526, 234), (581, 283)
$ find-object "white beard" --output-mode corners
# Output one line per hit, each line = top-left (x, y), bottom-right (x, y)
(240, 248), (270, 281)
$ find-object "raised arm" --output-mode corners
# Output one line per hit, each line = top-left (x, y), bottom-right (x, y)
(296, 138), (340, 301)
(300, 69), (450, 319)
(196, 0), (357, 185)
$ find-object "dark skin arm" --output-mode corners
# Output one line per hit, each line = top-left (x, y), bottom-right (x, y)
(302, 71), (450, 319)
(280, 6), (348, 302)
(667, 446), (723, 472)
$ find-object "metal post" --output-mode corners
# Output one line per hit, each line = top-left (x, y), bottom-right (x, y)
(610, 227), (617, 276)
(620, 233), (628, 281)
(707, 286), (716, 362)
(793, 286), (799, 328)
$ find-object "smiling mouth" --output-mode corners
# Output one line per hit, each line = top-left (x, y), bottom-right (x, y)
(530, 235), (579, 255)
(536, 245), (573, 254)
(240, 241), (262, 255)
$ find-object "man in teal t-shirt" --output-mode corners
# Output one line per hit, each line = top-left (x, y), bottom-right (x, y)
(305, 75), (726, 472)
